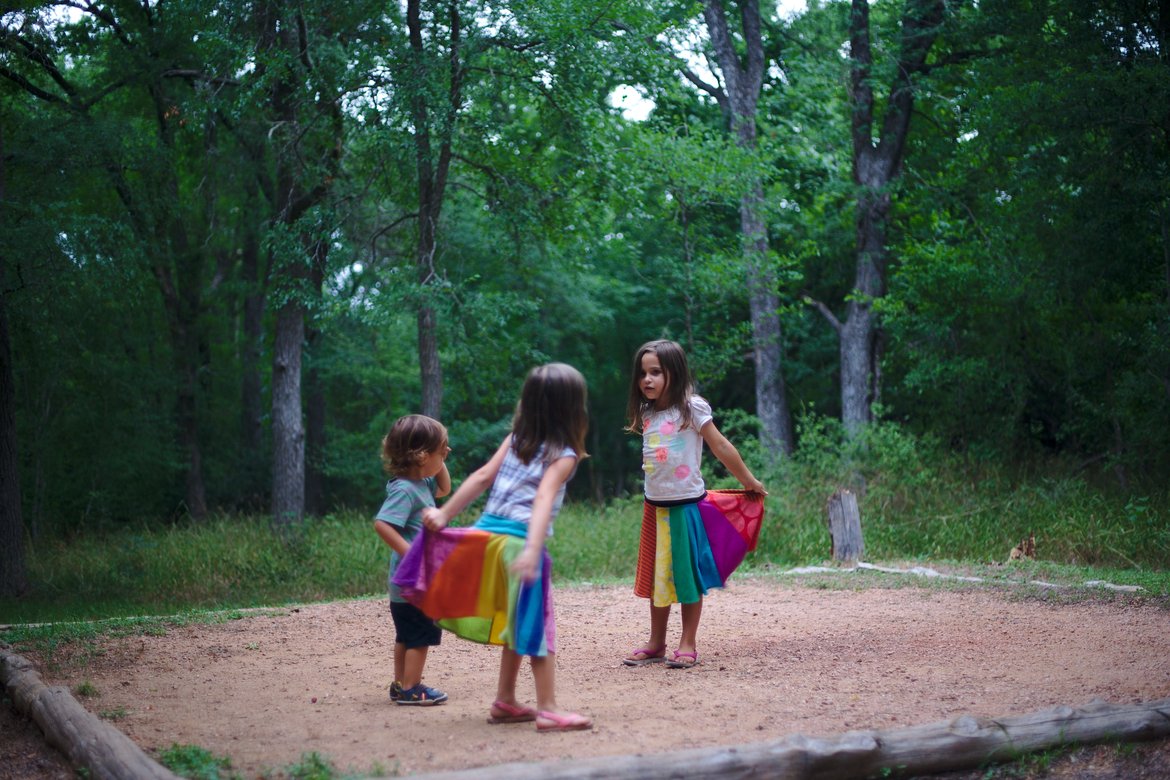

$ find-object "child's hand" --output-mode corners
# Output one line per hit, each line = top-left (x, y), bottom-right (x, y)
(509, 546), (541, 583)
(422, 507), (448, 531)
(743, 477), (768, 496)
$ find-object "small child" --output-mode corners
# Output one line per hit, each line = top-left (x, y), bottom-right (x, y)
(622, 339), (767, 669)
(374, 414), (452, 706)
(393, 363), (593, 731)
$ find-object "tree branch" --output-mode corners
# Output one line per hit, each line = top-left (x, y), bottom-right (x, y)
(805, 295), (842, 333)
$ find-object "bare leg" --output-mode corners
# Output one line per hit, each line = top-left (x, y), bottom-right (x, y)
(393, 641), (406, 685)
(625, 603), (671, 662)
(495, 647), (524, 706)
(531, 653), (558, 713)
(667, 598), (702, 667)
(401, 646), (429, 689)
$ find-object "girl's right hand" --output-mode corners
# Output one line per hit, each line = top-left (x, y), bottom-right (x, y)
(422, 507), (448, 531)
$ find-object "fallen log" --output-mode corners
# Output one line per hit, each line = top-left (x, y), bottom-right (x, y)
(401, 698), (1170, 780)
(1, 647), (180, 780)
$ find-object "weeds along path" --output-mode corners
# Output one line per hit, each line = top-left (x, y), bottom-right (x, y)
(15, 576), (1170, 778)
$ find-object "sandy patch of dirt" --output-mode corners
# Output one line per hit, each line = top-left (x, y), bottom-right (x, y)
(13, 578), (1170, 778)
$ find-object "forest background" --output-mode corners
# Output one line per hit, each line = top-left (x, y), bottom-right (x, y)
(2, 0), (1169, 604)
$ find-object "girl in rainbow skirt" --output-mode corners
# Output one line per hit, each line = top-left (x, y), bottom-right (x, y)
(393, 363), (592, 732)
(622, 340), (767, 670)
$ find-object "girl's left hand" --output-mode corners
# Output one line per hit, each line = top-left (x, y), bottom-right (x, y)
(509, 546), (541, 583)
(743, 477), (768, 496)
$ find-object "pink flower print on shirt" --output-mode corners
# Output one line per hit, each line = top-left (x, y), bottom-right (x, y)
(655, 448), (669, 463)
(674, 464), (691, 480)
(659, 420), (676, 435)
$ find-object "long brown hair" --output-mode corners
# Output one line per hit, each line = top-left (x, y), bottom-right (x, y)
(511, 363), (589, 465)
(625, 339), (696, 433)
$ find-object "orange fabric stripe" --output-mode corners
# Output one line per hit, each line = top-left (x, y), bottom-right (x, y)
(633, 501), (656, 598)
(419, 530), (489, 618)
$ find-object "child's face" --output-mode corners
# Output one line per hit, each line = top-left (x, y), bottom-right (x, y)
(415, 441), (450, 478)
(639, 351), (669, 407)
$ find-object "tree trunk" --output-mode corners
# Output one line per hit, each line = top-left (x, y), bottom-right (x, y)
(304, 237), (327, 517)
(0, 125), (28, 597)
(408, 0), (463, 422)
(703, 0), (794, 458)
(743, 181), (794, 458)
(271, 301), (304, 531)
(401, 699), (1170, 780)
(839, 0), (945, 434)
(840, 186), (889, 430)
(241, 181), (265, 469)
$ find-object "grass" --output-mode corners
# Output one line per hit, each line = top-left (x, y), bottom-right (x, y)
(2, 420), (1167, 628)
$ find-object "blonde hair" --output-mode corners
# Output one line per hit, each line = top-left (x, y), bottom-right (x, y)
(381, 414), (447, 477)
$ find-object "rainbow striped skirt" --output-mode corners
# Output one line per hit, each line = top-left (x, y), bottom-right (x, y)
(634, 489), (764, 607)
(392, 516), (555, 657)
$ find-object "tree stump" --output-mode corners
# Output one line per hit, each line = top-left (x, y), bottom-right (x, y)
(826, 489), (864, 563)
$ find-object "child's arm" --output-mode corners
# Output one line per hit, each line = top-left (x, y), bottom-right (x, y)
(434, 462), (452, 499)
(373, 520), (410, 557)
(423, 436), (511, 530)
(509, 454), (577, 583)
(701, 422), (768, 495)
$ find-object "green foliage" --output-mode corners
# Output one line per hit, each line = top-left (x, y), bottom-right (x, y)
(757, 414), (1170, 570)
(159, 744), (237, 780)
(285, 753), (336, 780)
(0, 514), (389, 624)
(3, 1), (1169, 545)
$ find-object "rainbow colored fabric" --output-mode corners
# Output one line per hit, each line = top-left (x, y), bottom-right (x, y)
(633, 489), (764, 606)
(392, 521), (555, 657)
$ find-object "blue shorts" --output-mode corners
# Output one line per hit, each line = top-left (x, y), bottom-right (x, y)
(390, 600), (442, 649)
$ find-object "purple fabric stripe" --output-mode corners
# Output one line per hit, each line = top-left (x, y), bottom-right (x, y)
(698, 499), (749, 581)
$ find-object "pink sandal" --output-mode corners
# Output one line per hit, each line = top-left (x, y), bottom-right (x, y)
(621, 645), (666, 666)
(664, 650), (699, 668)
(535, 710), (593, 732)
(488, 700), (537, 724)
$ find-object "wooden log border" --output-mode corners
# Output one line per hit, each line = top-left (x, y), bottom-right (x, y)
(404, 698), (1170, 780)
(1, 646), (180, 780)
(4, 644), (1168, 780)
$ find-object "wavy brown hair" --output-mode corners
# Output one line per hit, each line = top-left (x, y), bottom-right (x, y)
(381, 414), (448, 477)
(511, 363), (589, 465)
(625, 339), (696, 433)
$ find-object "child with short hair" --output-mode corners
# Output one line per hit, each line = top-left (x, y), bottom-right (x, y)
(393, 363), (593, 731)
(374, 414), (452, 706)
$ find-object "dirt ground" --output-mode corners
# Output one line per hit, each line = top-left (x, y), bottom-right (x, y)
(5, 576), (1170, 779)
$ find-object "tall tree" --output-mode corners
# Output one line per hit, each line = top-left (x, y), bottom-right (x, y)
(0, 3), (248, 519)
(812, 0), (948, 432)
(681, 0), (795, 457)
(253, 0), (347, 530)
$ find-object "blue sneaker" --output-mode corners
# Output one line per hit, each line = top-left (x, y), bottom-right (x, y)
(396, 683), (448, 706)
(388, 681), (403, 702)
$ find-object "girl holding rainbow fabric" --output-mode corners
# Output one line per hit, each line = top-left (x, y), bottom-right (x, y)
(622, 339), (767, 669)
(393, 363), (593, 732)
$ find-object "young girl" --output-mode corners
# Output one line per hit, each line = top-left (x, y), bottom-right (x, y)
(622, 339), (767, 669)
(393, 363), (593, 732)
(373, 414), (452, 705)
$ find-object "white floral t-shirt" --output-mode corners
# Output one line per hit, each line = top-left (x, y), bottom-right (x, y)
(641, 395), (713, 502)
